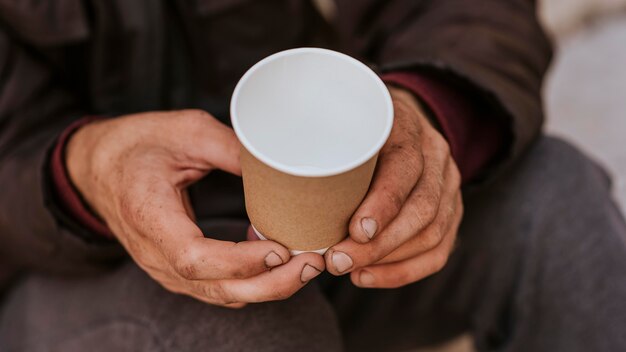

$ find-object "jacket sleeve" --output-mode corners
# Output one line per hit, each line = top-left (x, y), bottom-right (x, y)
(334, 0), (553, 177)
(0, 29), (124, 276)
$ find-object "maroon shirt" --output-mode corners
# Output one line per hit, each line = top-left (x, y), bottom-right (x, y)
(50, 72), (504, 238)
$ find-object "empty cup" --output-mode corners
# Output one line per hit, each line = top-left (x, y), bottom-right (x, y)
(231, 47), (394, 254)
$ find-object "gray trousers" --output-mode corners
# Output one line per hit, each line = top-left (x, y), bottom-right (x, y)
(1, 137), (626, 352)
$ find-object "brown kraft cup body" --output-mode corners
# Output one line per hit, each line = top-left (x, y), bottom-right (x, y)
(241, 147), (377, 251)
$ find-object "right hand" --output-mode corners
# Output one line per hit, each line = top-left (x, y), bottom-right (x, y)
(66, 110), (324, 308)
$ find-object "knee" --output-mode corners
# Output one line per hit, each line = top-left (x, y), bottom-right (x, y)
(107, 264), (343, 351)
(457, 137), (626, 313)
(502, 137), (611, 205)
(159, 283), (343, 351)
(1, 262), (342, 351)
(472, 136), (614, 221)
(511, 137), (620, 237)
(524, 137), (612, 194)
(461, 136), (624, 255)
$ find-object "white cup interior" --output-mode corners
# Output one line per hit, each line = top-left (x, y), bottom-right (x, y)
(231, 48), (393, 177)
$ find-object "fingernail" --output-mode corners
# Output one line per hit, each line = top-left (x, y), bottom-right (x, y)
(332, 251), (353, 273)
(264, 251), (283, 268)
(361, 218), (378, 240)
(359, 270), (375, 287)
(300, 264), (322, 283)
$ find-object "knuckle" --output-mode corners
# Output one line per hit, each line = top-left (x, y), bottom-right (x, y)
(269, 287), (295, 301)
(448, 161), (462, 190)
(118, 193), (139, 222)
(404, 198), (436, 235)
(230, 270), (247, 280)
(172, 254), (200, 280)
(405, 211), (426, 235)
(440, 139), (451, 157)
(367, 242), (390, 264)
(175, 262), (198, 280)
(227, 264), (249, 280)
(395, 141), (422, 165)
(226, 243), (257, 279)
(418, 202), (438, 228)
(119, 185), (154, 226)
(432, 133), (450, 155)
(381, 188), (404, 215)
(204, 282), (235, 305)
(431, 252), (450, 274)
(179, 109), (212, 126)
(388, 269), (411, 288)
(456, 196), (465, 218)
(424, 227), (445, 250)
(403, 152), (424, 179)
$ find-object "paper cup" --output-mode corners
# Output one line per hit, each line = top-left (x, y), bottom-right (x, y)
(231, 48), (393, 254)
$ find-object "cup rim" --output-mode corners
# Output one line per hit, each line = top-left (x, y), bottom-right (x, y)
(230, 47), (394, 177)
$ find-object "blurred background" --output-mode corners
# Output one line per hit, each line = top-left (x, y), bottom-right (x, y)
(314, 0), (626, 350)
(542, 0), (626, 214)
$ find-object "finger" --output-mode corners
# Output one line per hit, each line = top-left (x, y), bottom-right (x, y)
(196, 253), (325, 304)
(124, 181), (290, 281)
(166, 236), (292, 281)
(376, 191), (463, 265)
(187, 288), (247, 308)
(378, 167), (462, 264)
(224, 302), (247, 309)
(146, 273), (243, 309)
(350, 210), (459, 289)
(136, 243), (249, 309)
(166, 109), (242, 176)
(185, 289), (247, 308)
(348, 112), (424, 243)
(327, 148), (451, 275)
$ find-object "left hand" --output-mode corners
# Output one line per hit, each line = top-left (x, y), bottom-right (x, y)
(324, 86), (463, 288)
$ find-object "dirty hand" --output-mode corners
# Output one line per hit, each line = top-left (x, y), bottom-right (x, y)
(325, 87), (463, 288)
(66, 110), (324, 307)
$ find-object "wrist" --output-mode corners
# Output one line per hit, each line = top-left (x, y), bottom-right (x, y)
(65, 119), (109, 222)
(49, 117), (115, 239)
(387, 85), (437, 130)
(66, 123), (92, 196)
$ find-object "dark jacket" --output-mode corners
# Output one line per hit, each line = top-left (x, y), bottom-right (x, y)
(0, 0), (552, 288)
